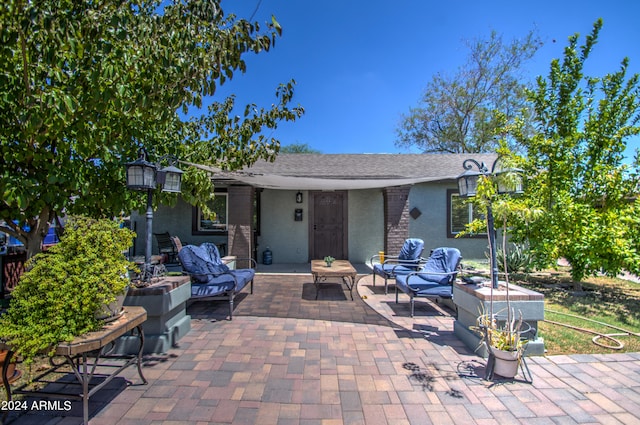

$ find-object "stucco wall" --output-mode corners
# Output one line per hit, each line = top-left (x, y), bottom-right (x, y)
(141, 183), (490, 263)
(257, 189), (309, 263)
(257, 189), (384, 263)
(348, 189), (384, 263)
(131, 197), (228, 256)
(408, 182), (488, 259)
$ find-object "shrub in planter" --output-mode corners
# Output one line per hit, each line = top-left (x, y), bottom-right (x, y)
(0, 216), (135, 364)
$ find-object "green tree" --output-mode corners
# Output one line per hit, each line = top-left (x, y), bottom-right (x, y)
(510, 19), (640, 288)
(396, 30), (542, 153)
(0, 0), (304, 257)
(280, 143), (321, 153)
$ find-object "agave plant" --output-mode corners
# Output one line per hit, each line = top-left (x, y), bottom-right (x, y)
(496, 243), (532, 274)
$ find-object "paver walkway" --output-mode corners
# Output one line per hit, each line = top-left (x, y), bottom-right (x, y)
(4, 273), (640, 424)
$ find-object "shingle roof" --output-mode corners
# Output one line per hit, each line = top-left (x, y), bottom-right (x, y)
(242, 153), (499, 180)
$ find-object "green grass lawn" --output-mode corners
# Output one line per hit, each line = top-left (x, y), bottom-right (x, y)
(463, 259), (640, 355)
(524, 273), (640, 355)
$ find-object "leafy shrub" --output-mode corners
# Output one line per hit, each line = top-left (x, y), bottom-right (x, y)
(0, 216), (135, 363)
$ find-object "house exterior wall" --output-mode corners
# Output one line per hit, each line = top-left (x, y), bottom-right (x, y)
(131, 197), (227, 257)
(348, 189), (384, 263)
(408, 182), (488, 259)
(257, 189), (384, 264)
(141, 181), (490, 263)
(258, 189), (309, 263)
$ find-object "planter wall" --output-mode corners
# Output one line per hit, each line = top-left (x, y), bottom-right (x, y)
(113, 276), (191, 355)
(453, 280), (545, 357)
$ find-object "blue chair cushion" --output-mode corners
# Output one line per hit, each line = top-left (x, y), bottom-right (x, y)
(398, 238), (425, 269)
(178, 244), (232, 284)
(373, 238), (425, 279)
(395, 247), (461, 297)
(178, 245), (212, 283)
(418, 247), (461, 284)
(190, 268), (255, 297)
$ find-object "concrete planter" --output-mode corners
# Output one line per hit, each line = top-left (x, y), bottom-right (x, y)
(453, 280), (545, 357)
(113, 276), (191, 355)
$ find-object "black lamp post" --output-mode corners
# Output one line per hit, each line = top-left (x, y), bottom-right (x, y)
(125, 148), (183, 281)
(456, 158), (522, 289)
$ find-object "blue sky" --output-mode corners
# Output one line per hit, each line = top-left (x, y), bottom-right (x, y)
(208, 0), (640, 159)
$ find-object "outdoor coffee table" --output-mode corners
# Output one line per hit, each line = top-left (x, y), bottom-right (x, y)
(310, 260), (357, 300)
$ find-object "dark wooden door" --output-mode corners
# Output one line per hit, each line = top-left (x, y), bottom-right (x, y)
(309, 191), (348, 260)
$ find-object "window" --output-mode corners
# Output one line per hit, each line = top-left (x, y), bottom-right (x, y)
(447, 189), (485, 238)
(193, 193), (228, 234)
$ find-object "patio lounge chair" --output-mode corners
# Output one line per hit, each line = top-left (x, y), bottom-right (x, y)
(394, 247), (462, 317)
(154, 232), (179, 263)
(178, 243), (256, 320)
(369, 238), (425, 294)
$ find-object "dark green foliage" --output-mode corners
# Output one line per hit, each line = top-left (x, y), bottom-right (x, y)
(0, 0), (303, 256)
(0, 217), (135, 364)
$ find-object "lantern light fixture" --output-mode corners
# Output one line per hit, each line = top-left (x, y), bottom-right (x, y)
(125, 148), (183, 281)
(455, 157), (523, 290)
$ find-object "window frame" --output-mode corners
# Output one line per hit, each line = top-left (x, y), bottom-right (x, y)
(192, 191), (228, 235)
(446, 189), (486, 238)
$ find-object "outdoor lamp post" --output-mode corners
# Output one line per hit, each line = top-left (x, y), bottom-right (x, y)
(456, 158), (523, 289)
(126, 148), (183, 281)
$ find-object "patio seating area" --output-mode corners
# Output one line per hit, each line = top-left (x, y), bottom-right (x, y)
(4, 270), (640, 424)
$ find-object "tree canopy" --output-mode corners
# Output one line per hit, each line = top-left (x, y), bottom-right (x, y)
(509, 19), (640, 286)
(396, 30), (542, 154)
(0, 0), (304, 256)
(280, 143), (321, 153)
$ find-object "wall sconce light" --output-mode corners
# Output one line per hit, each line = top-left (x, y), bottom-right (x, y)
(296, 191), (303, 203)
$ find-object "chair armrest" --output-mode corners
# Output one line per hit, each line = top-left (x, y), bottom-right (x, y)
(221, 257), (256, 270)
(405, 270), (459, 286)
(181, 269), (238, 280)
(232, 257), (257, 268)
(387, 258), (424, 273)
(368, 254), (403, 266)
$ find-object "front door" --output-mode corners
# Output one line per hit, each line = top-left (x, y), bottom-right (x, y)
(309, 191), (348, 260)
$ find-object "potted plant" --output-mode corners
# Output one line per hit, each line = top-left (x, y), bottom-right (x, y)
(0, 216), (136, 365)
(474, 307), (527, 379)
(324, 256), (335, 267)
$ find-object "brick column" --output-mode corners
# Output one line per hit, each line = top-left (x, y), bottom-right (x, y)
(383, 186), (410, 255)
(227, 185), (254, 268)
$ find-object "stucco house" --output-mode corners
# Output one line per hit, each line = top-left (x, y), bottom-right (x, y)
(132, 153), (497, 265)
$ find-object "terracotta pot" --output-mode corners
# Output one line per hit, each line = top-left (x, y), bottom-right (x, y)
(0, 349), (20, 384)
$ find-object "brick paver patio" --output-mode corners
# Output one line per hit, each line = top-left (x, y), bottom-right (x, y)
(4, 272), (640, 424)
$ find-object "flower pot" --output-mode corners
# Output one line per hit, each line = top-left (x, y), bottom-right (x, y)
(95, 287), (129, 322)
(325, 262), (332, 267)
(491, 347), (520, 378)
(0, 349), (20, 384)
